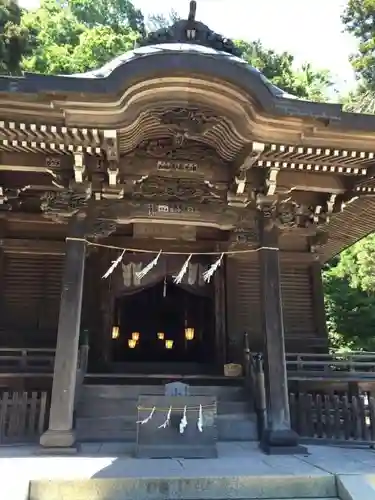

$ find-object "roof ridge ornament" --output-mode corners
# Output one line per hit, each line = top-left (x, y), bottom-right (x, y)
(188, 1), (197, 21)
(138, 0), (241, 57)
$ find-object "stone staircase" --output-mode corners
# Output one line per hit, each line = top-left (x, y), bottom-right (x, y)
(75, 383), (258, 442)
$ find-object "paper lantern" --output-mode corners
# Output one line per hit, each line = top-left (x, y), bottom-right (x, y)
(185, 327), (195, 340)
(157, 332), (165, 340)
(111, 326), (120, 339)
(132, 332), (140, 341)
(128, 339), (137, 349)
(165, 340), (174, 349)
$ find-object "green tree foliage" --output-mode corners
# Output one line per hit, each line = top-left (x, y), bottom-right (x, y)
(323, 234), (375, 351)
(342, 0), (375, 88)
(21, 0), (140, 74)
(0, 0), (34, 75)
(235, 40), (333, 101)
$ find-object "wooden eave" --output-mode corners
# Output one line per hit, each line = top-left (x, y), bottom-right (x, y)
(1, 45), (375, 260)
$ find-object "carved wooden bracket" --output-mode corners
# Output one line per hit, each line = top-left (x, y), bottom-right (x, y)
(103, 130), (119, 187)
(73, 152), (85, 183)
(234, 142), (265, 195)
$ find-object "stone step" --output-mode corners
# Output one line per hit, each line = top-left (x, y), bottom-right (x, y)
(80, 384), (246, 401)
(76, 413), (258, 442)
(76, 398), (251, 418)
(28, 475), (337, 499)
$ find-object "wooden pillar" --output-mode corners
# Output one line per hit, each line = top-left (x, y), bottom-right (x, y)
(311, 260), (328, 351)
(214, 258), (227, 369)
(258, 213), (304, 454)
(40, 216), (86, 449)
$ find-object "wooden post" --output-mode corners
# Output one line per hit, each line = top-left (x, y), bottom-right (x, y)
(258, 213), (305, 454)
(214, 256), (227, 369)
(311, 261), (328, 350)
(40, 216), (86, 449)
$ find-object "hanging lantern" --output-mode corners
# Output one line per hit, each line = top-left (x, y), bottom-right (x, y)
(185, 327), (195, 341)
(132, 332), (140, 342)
(165, 340), (174, 349)
(157, 332), (165, 340)
(128, 339), (137, 349)
(111, 326), (120, 340)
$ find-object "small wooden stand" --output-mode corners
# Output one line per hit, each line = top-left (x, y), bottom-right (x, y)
(135, 383), (217, 458)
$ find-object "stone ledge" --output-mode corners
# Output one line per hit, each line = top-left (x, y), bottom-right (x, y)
(29, 475), (336, 500)
(337, 475), (375, 500)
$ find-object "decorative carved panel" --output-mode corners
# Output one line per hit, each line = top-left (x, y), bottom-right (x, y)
(128, 176), (227, 204)
(133, 223), (196, 241)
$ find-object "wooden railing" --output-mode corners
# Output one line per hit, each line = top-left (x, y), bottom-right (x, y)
(0, 390), (49, 443)
(0, 348), (55, 374)
(290, 393), (375, 446)
(286, 352), (375, 380)
(242, 338), (375, 447)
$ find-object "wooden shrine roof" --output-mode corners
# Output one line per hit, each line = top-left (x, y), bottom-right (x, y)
(0, 9), (375, 261)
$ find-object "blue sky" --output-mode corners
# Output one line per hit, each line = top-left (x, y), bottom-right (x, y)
(20, 0), (359, 93)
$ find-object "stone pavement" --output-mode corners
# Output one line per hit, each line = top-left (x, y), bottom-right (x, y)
(1, 441), (375, 499)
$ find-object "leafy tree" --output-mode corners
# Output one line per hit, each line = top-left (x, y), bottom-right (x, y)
(69, 0), (145, 36)
(342, 0), (375, 88)
(323, 234), (375, 351)
(21, 0), (139, 74)
(0, 0), (34, 75)
(323, 263), (375, 351)
(235, 40), (333, 101)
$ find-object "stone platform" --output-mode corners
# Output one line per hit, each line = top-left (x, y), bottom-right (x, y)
(1, 442), (375, 499)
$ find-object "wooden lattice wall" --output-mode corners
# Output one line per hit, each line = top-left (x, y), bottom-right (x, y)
(226, 253), (328, 361)
(0, 251), (64, 347)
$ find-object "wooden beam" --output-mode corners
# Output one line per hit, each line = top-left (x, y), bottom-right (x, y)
(0, 238), (65, 255)
(0, 213), (65, 224)
(277, 171), (346, 194)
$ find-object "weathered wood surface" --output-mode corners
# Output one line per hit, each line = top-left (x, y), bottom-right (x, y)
(136, 395), (217, 458)
(290, 392), (375, 446)
(286, 352), (375, 381)
(0, 348), (55, 373)
(0, 390), (48, 443)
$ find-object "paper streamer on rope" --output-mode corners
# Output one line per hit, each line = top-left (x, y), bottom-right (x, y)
(197, 404), (203, 432)
(173, 254), (192, 284)
(158, 406), (172, 429)
(202, 253), (224, 283)
(102, 249), (126, 279)
(136, 250), (162, 280)
(179, 406), (188, 434)
(137, 406), (155, 425)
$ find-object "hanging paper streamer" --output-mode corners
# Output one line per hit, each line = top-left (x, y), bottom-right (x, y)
(197, 404), (203, 432)
(202, 253), (224, 283)
(136, 250), (162, 280)
(163, 276), (167, 297)
(137, 407), (155, 425)
(173, 254), (192, 284)
(179, 406), (188, 434)
(102, 249), (126, 279)
(158, 406), (172, 429)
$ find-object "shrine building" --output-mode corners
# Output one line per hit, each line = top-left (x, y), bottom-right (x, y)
(0, 2), (374, 453)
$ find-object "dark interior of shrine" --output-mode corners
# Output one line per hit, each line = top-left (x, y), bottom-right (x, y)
(111, 279), (216, 374)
